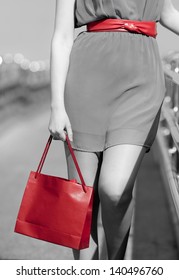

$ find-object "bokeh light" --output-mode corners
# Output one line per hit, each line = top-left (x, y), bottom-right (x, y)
(0, 52), (50, 90)
(0, 56), (3, 65)
(3, 53), (14, 64)
(14, 53), (25, 64)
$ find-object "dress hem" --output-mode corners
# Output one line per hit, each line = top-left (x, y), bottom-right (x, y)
(68, 128), (152, 154)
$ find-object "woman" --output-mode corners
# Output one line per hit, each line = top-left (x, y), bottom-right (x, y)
(49, 0), (179, 260)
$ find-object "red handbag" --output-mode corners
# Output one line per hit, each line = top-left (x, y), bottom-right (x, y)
(14, 135), (94, 250)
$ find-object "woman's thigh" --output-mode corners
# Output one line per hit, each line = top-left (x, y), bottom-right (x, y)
(64, 145), (103, 259)
(64, 144), (102, 187)
(98, 144), (147, 200)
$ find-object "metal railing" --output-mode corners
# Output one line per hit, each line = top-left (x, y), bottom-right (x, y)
(154, 67), (179, 248)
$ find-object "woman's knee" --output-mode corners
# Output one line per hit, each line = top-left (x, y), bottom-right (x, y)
(98, 175), (133, 207)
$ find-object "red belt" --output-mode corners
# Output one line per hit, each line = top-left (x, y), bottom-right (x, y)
(87, 19), (157, 38)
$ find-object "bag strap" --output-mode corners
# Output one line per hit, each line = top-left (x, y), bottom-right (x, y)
(35, 135), (52, 177)
(35, 135), (87, 193)
(65, 135), (86, 190)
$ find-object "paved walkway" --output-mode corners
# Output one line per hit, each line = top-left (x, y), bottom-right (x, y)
(133, 146), (179, 259)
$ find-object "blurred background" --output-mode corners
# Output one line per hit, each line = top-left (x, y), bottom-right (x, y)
(0, 0), (179, 60)
(1, 0), (179, 260)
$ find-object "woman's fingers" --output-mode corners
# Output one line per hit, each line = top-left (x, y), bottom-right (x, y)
(48, 110), (73, 142)
(48, 125), (73, 142)
(49, 129), (66, 141)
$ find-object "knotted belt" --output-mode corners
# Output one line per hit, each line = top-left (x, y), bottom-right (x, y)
(87, 19), (157, 38)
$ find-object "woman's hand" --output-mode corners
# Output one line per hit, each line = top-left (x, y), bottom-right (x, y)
(48, 108), (73, 142)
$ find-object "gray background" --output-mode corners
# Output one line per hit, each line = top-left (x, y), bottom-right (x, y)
(0, 0), (179, 60)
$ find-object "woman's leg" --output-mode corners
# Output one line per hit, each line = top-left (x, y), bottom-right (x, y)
(98, 144), (147, 260)
(64, 145), (103, 260)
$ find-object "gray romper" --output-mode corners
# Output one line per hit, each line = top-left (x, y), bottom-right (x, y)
(64, 0), (165, 153)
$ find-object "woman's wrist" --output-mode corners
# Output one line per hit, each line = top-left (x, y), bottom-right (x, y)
(50, 103), (66, 112)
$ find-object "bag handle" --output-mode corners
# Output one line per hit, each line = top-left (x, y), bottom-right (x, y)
(35, 135), (87, 193)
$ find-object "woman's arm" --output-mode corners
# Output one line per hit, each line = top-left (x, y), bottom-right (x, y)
(160, 0), (179, 35)
(49, 0), (75, 141)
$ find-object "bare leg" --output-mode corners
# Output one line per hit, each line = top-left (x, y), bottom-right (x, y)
(98, 144), (147, 260)
(97, 203), (108, 259)
(64, 144), (103, 260)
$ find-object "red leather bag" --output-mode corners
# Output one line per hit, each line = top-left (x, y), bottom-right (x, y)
(14, 135), (94, 250)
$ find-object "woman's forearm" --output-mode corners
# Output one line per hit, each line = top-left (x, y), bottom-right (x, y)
(160, 0), (179, 35)
(50, 35), (74, 110)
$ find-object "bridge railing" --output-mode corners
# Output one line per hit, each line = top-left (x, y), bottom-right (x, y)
(154, 67), (179, 247)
